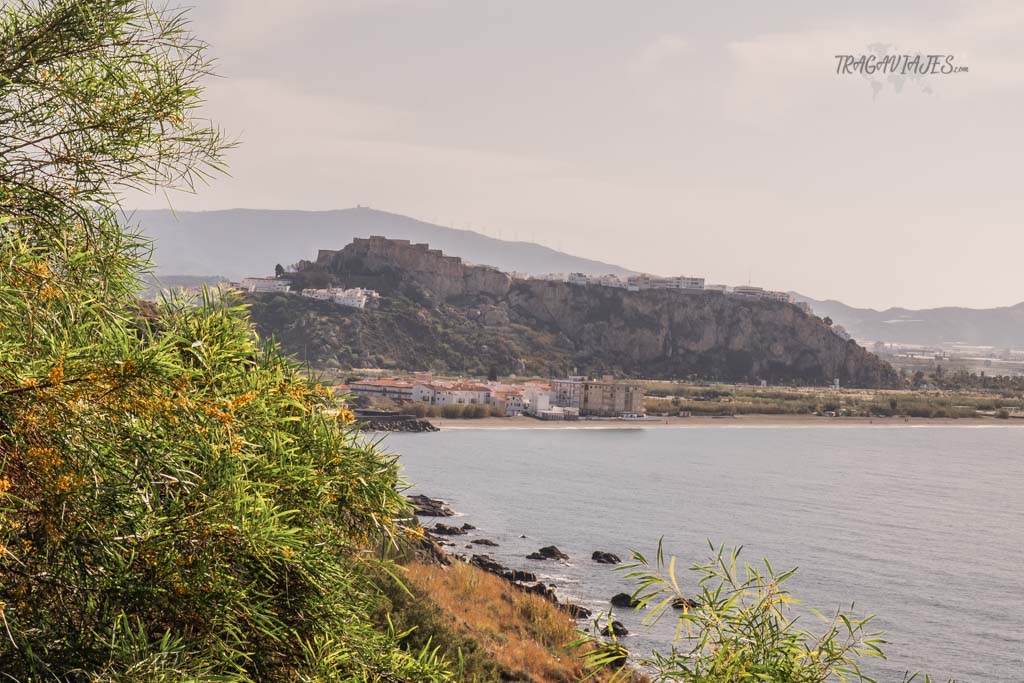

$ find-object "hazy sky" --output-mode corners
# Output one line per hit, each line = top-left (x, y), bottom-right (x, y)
(132, 1), (1024, 309)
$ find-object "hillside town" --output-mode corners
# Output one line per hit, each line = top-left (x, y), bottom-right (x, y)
(514, 270), (813, 313)
(239, 277), (380, 309)
(343, 375), (647, 420)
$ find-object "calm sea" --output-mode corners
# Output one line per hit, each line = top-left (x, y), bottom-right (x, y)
(386, 426), (1024, 682)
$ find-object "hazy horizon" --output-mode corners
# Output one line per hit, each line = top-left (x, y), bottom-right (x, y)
(130, 1), (1024, 310)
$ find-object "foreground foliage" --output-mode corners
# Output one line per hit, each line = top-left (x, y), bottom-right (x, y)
(585, 542), (948, 683)
(0, 1), (449, 679)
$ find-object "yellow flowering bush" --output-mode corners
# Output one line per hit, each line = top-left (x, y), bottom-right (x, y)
(0, 2), (447, 680)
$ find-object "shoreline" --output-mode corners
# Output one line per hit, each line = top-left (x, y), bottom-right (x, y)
(427, 414), (1024, 430)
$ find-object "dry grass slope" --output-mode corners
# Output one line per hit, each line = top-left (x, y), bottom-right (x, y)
(393, 561), (646, 682)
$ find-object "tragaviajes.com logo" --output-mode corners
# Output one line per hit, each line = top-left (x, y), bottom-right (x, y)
(836, 45), (969, 99)
(835, 53), (967, 76)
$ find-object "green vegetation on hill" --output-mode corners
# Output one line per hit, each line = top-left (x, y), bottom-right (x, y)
(248, 291), (576, 376)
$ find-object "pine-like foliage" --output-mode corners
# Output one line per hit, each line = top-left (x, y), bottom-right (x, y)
(0, 2), (450, 680)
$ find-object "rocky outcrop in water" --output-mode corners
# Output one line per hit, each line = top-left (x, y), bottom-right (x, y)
(407, 494), (454, 517)
(592, 551), (621, 564)
(527, 546), (569, 561)
(611, 593), (639, 608)
(601, 621), (629, 637)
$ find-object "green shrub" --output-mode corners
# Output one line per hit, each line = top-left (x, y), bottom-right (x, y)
(0, 2), (450, 679)
(585, 542), (893, 682)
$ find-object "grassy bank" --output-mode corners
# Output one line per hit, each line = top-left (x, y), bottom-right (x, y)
(382, 559), (644, 682)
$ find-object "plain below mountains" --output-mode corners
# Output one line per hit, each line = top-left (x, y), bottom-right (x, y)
(792, 295), (1024, 349)
(134, 207), (636, 281)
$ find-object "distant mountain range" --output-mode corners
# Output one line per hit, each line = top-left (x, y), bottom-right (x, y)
(134, 207), (636, 281)
(134, 207), (1023, 349)
(792, 295), (1024, 348)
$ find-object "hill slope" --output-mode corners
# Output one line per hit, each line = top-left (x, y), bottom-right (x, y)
(794, 294), (1024, 348)
(134, 207), (637, 280)
(247, 238), (898, 387)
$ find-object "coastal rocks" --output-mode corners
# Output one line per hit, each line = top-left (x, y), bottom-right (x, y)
(356, 413), (439, 432)
(377, 418), (438, 432)
(507, 569), (537, 583)
(470, 554), (537, 584)
(407, 494), (454, 517)
(596, 643), (630, 669)
(563, 603), (592, 619)
(410, 534), (451, 567)
(471, 538), (499, 547)
(610, 593), (639, 608)
(526, 545), (569, 561)
(600, 621), (629, 637)
(592, 551), (621, 564)
(522, 582), (559, 603)
(470, 554), (507, 575)
(429, 523), (467, 536)
(470, 554), (558, 604)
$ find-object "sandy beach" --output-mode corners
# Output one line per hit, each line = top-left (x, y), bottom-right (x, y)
(429, 414), (1024, 430)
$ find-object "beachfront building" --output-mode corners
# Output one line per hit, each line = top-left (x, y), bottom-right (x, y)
(552, 376), (645, 417)
(350, 378), (415, 403)
(489, 389), (525, 416)
(538, 406), (580, 421)
(240, 277), (290, 293)
(520, 383), (553, 415)
(432, 382), (491, 406)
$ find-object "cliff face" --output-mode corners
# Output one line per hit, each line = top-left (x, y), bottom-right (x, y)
(262, 238), (898, 387)
(505, 282), (897, 387)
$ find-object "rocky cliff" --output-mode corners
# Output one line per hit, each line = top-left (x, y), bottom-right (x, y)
(254, 238), (899, 387)
(505, 281), (896, 387)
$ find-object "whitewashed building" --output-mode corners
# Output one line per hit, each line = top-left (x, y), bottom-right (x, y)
(299, 287), (378, 309)
(521, 383), (553, 415)
(240, 277), (290, 293)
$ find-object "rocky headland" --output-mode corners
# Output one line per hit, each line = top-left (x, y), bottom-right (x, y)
(249, 237), (899, 387)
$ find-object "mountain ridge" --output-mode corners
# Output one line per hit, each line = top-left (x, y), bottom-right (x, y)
(791, 294), (1024, 347)
(135, 207), (638, 280)
(135, 206), (1023, 348)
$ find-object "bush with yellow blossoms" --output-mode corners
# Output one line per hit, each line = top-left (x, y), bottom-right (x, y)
(0, 2), (449, 680)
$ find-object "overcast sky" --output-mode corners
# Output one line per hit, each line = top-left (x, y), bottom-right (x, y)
(132, 1), (1024, 309)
